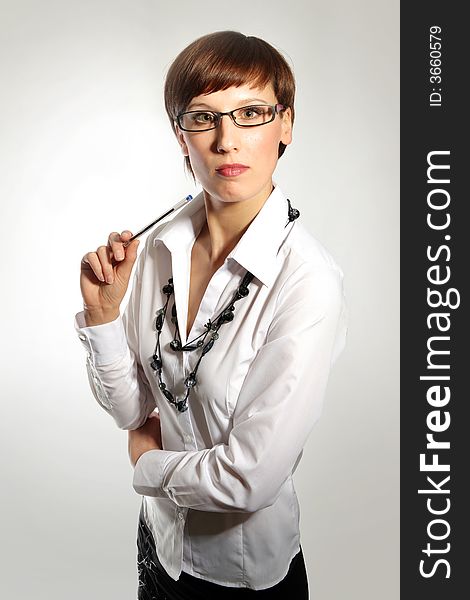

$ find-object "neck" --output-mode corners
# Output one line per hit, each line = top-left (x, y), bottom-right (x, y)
(200, 184), (274, 265)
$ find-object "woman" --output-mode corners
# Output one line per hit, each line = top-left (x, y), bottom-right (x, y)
(76, 31), (347, 599)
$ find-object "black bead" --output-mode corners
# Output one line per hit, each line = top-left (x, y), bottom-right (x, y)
(155, 313), (163, 331)
(177, 400), (188, 412)
(161, 388), (175, 403)
(185, 373), (197, 388)
(221, 311), (234, 323)
(170, 340), (181, 351)
(202, 337), (215, 356)
(288, 207), (300, 221)
(151, 357), (162, 370)
(162, 283), (174, 295)
(238, 286), (249, 297)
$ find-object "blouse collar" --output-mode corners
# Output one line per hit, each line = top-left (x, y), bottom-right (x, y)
(152, 184), (295, 288)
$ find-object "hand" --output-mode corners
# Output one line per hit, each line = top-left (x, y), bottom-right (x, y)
(128, 412), (163, 468)
(80, 230), (140, 326)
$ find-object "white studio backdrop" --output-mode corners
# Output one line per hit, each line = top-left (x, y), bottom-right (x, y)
(0, 1), (399, 598)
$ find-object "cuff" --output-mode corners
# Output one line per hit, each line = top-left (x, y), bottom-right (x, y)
(133, 449), (176, 498)
(74, 311), (128, 366)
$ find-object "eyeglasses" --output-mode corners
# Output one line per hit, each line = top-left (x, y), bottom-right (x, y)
(176, 103), (286, 132)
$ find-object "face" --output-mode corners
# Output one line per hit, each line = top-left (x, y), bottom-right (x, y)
(175, 83), (292, 207)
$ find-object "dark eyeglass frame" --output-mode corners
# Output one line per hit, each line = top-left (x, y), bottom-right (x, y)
(176, 103), (286, 132)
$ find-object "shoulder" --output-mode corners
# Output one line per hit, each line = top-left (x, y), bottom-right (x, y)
(284, 221), (343, 273)
(275, 222), (345, 308)
(265, 224), (347, 349)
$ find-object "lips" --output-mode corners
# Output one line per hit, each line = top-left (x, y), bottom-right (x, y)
(215, 163), (249, 177)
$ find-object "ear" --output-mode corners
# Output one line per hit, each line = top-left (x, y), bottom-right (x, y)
(280, 107), (293, 146)
(175, 124), (189, 156)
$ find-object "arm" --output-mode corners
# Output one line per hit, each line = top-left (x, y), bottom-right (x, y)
(133, 265), (347, 512)
(75, 235), (157, 430)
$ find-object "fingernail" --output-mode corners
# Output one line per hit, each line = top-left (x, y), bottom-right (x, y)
(115, 251), (124, 260)
(106, 275), (113, 284)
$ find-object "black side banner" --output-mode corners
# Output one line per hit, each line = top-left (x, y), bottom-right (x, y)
(401, 3), (467, 598)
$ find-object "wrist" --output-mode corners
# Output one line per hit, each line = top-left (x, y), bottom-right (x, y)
(83, 307), (120, 327)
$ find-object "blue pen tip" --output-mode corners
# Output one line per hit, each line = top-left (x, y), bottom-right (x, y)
(186, 194), (193, 201)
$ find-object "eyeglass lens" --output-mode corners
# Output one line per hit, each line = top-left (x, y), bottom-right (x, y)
(178, 105), (276, 131)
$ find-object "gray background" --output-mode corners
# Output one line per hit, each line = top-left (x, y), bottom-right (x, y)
(0, 1), (399, 598)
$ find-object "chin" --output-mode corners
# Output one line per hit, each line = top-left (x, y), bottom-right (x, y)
(201, 175), (273, 206)
(208, 188), (258, 205)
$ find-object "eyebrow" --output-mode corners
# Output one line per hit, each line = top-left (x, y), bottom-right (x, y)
(186, 98), (271, 111)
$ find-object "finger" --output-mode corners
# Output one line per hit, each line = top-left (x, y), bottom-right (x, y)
(96, 245), (115, 284)
(108, 231), (125, 262)
(81, 252), (105, 283)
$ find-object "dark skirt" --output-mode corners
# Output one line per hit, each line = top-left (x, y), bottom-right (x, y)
(137, 511), (309, 600)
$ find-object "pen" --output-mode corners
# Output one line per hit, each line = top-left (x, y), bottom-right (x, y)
(123, 194), (193, 246)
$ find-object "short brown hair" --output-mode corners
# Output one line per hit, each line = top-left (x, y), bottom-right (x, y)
(164, 30), (295, 179)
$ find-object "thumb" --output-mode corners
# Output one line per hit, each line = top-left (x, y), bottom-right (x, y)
(117, 239), (140, 282)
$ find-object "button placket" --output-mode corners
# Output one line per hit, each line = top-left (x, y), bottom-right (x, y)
(182, 431), (194, 449)
(177, 409), (197, 449)
(189, 265), (233, 339)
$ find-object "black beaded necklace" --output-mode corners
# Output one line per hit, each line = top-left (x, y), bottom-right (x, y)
(150, 197), (300, 413)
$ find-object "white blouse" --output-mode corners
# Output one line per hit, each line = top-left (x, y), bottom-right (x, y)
(75, 184), (347, 590)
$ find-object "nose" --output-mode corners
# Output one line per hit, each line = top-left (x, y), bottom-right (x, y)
(215, 114), (239, 153)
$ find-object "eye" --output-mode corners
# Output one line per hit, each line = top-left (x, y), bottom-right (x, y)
(192, 112), (216, 124)
(234, 106), (273, 125)
(240, 106), (265, 119)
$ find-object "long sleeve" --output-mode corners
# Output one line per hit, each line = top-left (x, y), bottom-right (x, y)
(75, 247), (157, 430)
(133, 264), (347, 512)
